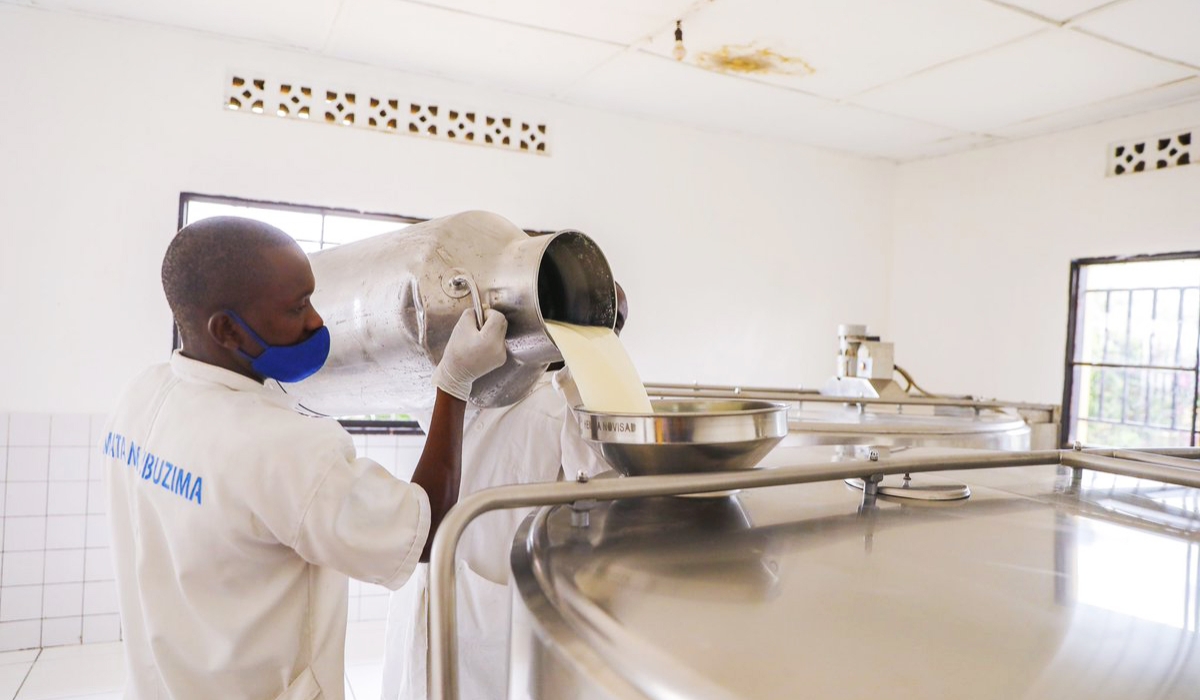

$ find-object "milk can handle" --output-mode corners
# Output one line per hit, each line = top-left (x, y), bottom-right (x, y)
(449, 274), (485, 330)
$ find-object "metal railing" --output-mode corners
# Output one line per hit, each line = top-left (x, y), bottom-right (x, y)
(643, 381), (1059, 414)
(427, 446), (1200, 700)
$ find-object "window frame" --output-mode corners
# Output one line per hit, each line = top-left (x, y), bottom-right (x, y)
(176, 192), (428, 435)
(1060, 250), (1200, 448)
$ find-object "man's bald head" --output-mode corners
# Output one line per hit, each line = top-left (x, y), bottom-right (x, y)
(162, 217), (300, 337)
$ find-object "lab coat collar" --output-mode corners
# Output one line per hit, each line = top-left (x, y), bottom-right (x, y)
(169, 352), (303, 411)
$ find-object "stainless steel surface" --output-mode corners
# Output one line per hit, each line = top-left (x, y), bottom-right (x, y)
(499, 448), (1200, 699)
(286, 211), (615, 414)
(575, 400), (790, 476)
(646, 382), (1061, 450)
(785, 405), (1031, 450)
(427, 447), (1200, 700)
(645, 382), (1059, 413)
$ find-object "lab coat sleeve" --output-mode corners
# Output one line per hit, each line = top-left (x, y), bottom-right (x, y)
(291, 455), (431, 590)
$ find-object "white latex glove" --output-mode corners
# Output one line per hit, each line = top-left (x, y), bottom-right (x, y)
(552, 367), (583, 409)
(432, 308), (509, 401)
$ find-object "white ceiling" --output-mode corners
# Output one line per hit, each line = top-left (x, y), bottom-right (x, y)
(13, 0), (1200, 161)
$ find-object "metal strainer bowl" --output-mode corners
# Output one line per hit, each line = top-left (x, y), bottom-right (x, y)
(575, 399), (789, 477)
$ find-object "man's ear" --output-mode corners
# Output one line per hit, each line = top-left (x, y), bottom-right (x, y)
(207, 312), (244, 351)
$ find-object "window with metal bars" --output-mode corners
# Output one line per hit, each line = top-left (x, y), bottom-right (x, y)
(1062, 253), (1200, 448)
(176, 193), (426, 434)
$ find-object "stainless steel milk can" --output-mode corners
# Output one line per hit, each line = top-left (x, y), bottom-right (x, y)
(286, 210), (615, 415)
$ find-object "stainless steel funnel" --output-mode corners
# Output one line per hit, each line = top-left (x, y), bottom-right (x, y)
(575, 400), (789, 477)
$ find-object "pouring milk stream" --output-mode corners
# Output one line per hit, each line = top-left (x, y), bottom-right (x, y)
(544, 321), (653, 413)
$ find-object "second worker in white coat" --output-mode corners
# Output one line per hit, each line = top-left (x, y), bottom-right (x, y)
(379, 287), (629, 700)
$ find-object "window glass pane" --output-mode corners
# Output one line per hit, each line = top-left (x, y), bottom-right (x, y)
(1084, 259), (1200, 290)
(185, 202), (325, 243)
(323, 215), (411, 246)
(1104, 290), (1131, 364)
(1181, 288), (1200, 370)
(1069, 256), (1200, 448)
(1149, 289), (1182, 367)
(1078, 291), (1108, 363)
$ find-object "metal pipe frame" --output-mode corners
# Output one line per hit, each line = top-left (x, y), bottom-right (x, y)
(428, 447), (1200, 700)
(643, 382), (1059, 413)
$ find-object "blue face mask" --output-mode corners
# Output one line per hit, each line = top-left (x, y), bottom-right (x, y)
(225, 310), (330, 383)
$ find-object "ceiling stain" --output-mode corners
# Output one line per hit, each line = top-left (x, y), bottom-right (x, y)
(696, 45), (815, 77)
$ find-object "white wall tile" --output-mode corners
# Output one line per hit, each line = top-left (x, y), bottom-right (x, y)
(43, 583), (83, 618)
(0, 586), (42, 622)
(43, 550), (84, 585)
(361, 583), (391, 597)
(348, 579), (363, 595)
(0, 451), (7, 484)
(84, 550), (113, 582)
(0, 485), (5, 518)
(3, 517), (46, 552)
(7, 415), (50, 447)
(81, 614), (121, 644)
(88, 414), (109, 450)
(0, 414), (9, 446)
(83, 581), (117, 616)
(50, 415), (91, 447)
(363, 446), (398, 475)
(0, 620), (41, 651)
(0, 648), (37, 664)
(7, 447), (49, 482)
(45, 516), (86, 550)
(87, 483), (107, 515)
(48, 448), (89, 482)
(40, 617), (82, 647)
(347, 596), (360, 622)
(88, 451), (105, 482)
(359, 595), (388, 621)
(46, 483), (87, 516)
(396, 448), (423, 481)
(1, 552), (44, 587)
(5, 483), (47, 518)
(85, 516), (110, 549)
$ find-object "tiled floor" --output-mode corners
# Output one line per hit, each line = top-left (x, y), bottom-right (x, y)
(0, 621), (387, 700)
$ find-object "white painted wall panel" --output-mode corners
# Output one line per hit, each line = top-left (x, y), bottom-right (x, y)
(890, 100), (1200, 405)
(0, 5), (896, 412)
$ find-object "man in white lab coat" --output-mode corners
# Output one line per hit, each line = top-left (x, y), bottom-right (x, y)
(379, 286), (628, 700)
(102, 216), (508, 700)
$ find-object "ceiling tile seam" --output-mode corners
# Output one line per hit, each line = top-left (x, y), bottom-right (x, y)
(550, 91), (896, 163)
(556, 0), (717, 94)
(629, 0), (717, 49)
(1061, 0), (1139, 24)
(993, 77), (1200, 136)
(392, 0), (630, 49)
(841, 27), (1055, 102)
(976, 0), (1067, 27)
(824, 100), (980, 140)
(1065, 26), (1200, 73)
(551, 46), (642, 100)
(319, 0), (351, 54)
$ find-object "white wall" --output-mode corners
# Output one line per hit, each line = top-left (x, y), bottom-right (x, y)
(0, 5), (896, 414)
(891, 101), (1200, 405)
